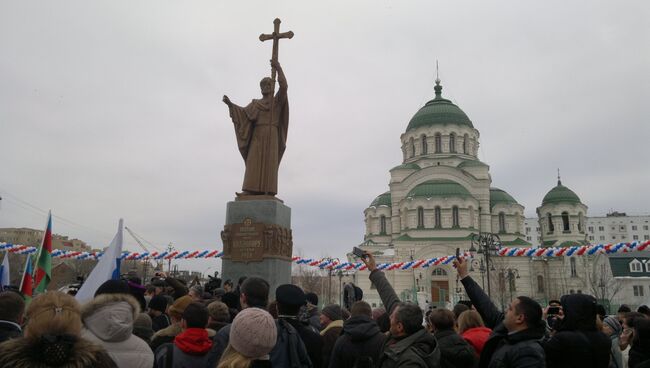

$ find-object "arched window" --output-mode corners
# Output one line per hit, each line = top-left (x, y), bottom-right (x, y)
(547, 213), (554, 233)
(570, 257), (577, 277)
(449, 133), (456, 153)
(380, 215), (387, 235)
(409, 137), (415, 158)
(515, 213), (521, 234)
(421, 135), (427, 155)
(578, 213), (584, 232)
(452, 206), (459, 228)
(417, 207), (424, 229)
(537, 275), (545, 293)
(498, 212), (506, 233)
(562, 212), (570, 232)
(432, 268), (447, 276)
(434, 206), (442, 228)
(434, 133), (442, 153)
(463, 134), (469, 154)
(469, 206), (475, 228)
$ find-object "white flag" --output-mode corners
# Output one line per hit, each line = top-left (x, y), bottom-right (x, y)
(0, 254), (10, 289)
(76, 219), (124, 303)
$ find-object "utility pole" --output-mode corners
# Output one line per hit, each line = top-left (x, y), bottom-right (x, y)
(167, 243), (174, 273)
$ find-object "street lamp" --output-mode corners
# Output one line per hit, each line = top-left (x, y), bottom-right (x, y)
(325, 257), (339, 304)
(497, 267), (520, 310)
(469, 233), (501, 298)
(469, 258), (495, 291)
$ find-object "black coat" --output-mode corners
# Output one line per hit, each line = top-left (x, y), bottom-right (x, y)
(285, 317), (323, 368)
(0, 320), (21, 343)
(328, 315), (387, 368)
(434, 329), (476, 368)
(543, 294), (611, 368)
(460, 276), (546, 368)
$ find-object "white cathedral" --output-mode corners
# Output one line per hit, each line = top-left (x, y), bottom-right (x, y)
(351, 78), (646, 311)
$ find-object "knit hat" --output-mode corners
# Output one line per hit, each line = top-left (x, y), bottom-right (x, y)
(276, 284), (306, 306)
(213, 288), (226, 298)
(148, 294), (168, 313)
(168, 296), (193, 318)
(94, 279), (129, 297)
(133, 313), (154, 342)
(322, 304), (343, 321)
(603, 316), (622, 336)
(230, 307), (277, 359)
(305, 292), (318, 306)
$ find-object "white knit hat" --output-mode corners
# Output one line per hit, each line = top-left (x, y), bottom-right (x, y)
(230, 307), (277, 359)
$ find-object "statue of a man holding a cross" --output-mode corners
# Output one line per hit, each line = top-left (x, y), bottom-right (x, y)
(222, 18), (293, 197)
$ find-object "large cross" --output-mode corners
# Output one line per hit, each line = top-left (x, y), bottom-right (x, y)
(259, 18), (294, 82)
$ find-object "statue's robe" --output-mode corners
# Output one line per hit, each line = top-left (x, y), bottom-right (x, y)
(228, 88), (289, 195)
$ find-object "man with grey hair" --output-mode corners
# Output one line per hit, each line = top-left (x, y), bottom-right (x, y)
(361, 253), (440, 367)
(188, 285), (204, 302)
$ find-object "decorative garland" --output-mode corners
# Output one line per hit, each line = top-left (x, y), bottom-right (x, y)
(1, 240), (649, 271)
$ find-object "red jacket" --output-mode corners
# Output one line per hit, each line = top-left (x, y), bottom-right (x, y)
(461, 326), (491, 356)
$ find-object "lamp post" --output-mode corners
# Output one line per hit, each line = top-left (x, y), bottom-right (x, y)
(469, 233), (501, 298)
(497, 267), (520, 310)
(410, 250), (418, 304)
(325, 257), (339, 304)
(337, 270), (344, 307)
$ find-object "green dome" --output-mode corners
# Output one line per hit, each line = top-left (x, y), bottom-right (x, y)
(490, 188), (519, 209)
(406, 81), (473, 132)
(407, 180), (472, 199)
(542, 181), (582, 205)
(370, 192), (392, 207)
(390, 163), (420, 171)
(458, 160), (488, 168)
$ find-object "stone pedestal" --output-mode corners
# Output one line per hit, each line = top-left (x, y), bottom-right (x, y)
(220, 198), (292, 295)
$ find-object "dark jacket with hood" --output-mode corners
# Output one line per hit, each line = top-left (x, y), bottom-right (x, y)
(328, 315), (387, 368)
(434, 329), (476, 368)
(460, 275), (546, 368)
(0, 333), (117, 368)
(284, 316), (323, 368)
(369, 269), (440, 367)
(543, 294), (611, 368)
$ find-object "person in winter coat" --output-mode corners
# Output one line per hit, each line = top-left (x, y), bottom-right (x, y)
(328, 300), (387, 368)
(154, 302), (213, 368)
(320, 304), (344, 367)
(133, 313), (154, 344)
(457, 310), (492, 357)
(299, 292), (321, 332)
(602, 316), (624, 368)
(81, 280), (154, 368)
(218, 307), (277, 368)
(0, 291), (117, 368)
(628, 318), (650, 368)
(543, 294), (611, 368)
(361, 253), (440, 368)
(148, 294), (171, 332)
(428, 308), (476, 368)
(150, 295), (195, 351)
(453, 257), (546, 368)
(276, 284), (323, 368)
(0, 291), (25, 343)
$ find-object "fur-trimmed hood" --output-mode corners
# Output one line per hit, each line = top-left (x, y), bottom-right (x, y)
(0, 335), (116, 368)
(81, 293), (140, 343)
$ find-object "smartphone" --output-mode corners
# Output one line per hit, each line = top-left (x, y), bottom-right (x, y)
(456, 247), (460, 259)
(352, 246), (366, 258)
(548, 306), (560, 315)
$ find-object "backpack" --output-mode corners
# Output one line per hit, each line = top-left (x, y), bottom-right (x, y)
(270, 319), (313, 368)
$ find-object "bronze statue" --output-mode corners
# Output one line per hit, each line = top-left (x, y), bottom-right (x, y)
(223, 18), (293, 197)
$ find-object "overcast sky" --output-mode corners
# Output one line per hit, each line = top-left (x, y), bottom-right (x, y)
(1, 1), (649, 273)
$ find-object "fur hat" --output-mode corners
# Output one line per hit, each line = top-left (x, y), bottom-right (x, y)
(322, 304), (343, 321)
(94, 280), (129, 297)
(168, 296), (193, 318)
(148, 295), (168, 313)
(230, 307), (277, 359)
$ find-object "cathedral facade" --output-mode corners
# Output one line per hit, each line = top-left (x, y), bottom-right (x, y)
(352, 79), (610, 311)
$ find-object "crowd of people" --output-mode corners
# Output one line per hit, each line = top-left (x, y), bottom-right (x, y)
(0, 253), (650, 368)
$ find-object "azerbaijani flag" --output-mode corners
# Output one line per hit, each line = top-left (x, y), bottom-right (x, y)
(33, 211), (52, 293)
(19, 255), (33, 300)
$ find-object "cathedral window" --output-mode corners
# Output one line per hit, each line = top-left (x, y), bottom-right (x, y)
(578, 213), (584, 232)
(421, 135), (427, 155)
(434, 206), (442, 228)
(452, 206), (459, 228)
(463, 134), (469, 154)
(434, 133), (442, 153)
(449, 133), (456, 153)
(537, 275), (545, 293)
(630, 259), (642, 272)
(432, 268), (447, 276)
(562, 212), (570, 232)
(570, 257), (577, 277)
(547, 213), (554, 233)
(498, 212), (506, 233)
(380, 215), (387, 235)
(417, 207), (424, 229)
(469, 206), (475, 228)
(409, 137), (415, 158)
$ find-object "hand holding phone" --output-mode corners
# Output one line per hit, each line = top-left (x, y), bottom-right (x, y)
(352, 246), (366, 258)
